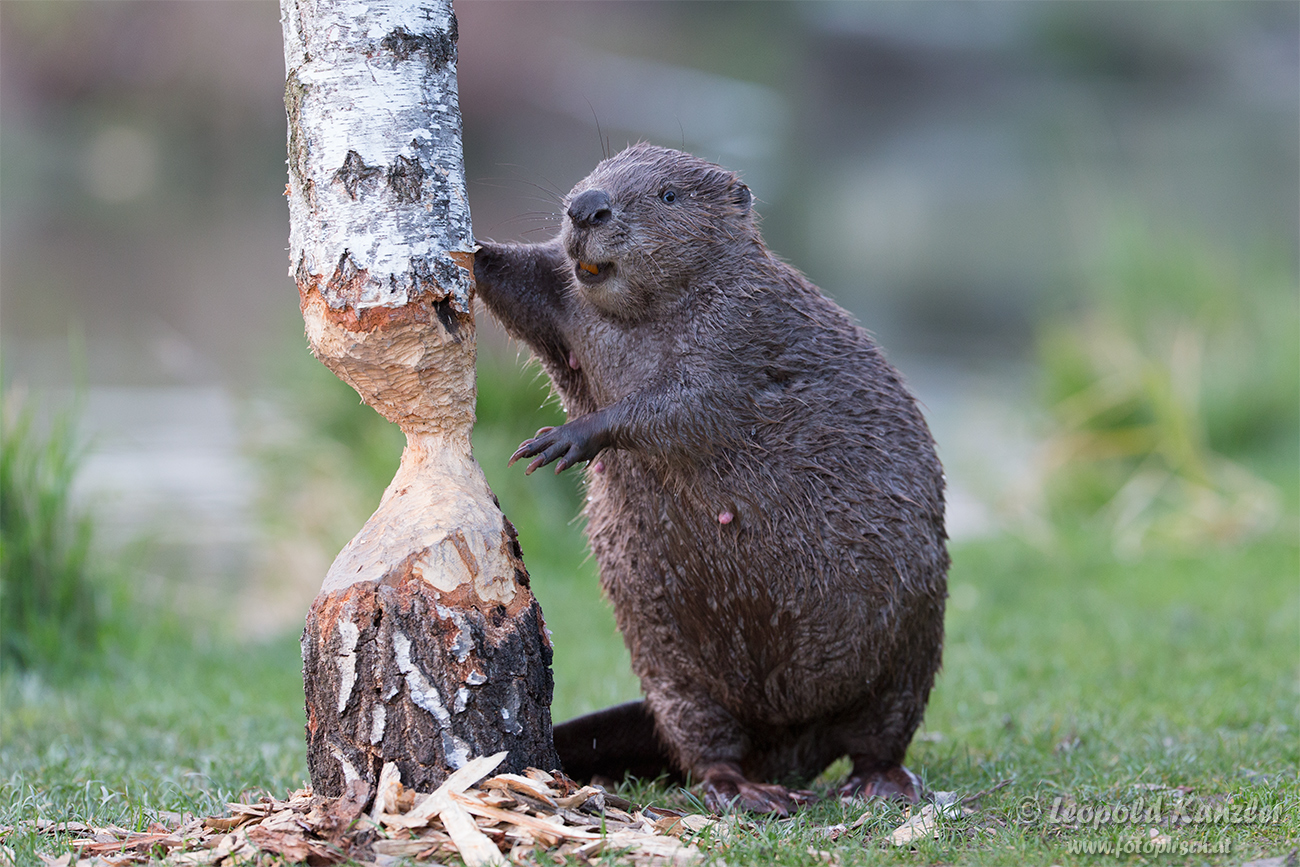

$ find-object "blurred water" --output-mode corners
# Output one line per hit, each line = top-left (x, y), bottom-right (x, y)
(900, 356), (1039, 542)
(74, 387), (256, 552)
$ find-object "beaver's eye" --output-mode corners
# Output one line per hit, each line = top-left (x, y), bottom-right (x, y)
(660, 189), (677, 204)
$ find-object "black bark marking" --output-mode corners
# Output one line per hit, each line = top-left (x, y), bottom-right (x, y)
(294, 252), (312, 288)
(321, 250), (375, 311)
(503, 516), (526, 562)
(381, 24), (456, 67)
(433, 297), (460, 339)
(432, 253), (466, 300)
(387, 154), (425, 203)
(333, 150), (382, 200)
(408, 257), (463, 328)
(284, 70), (310, 194)
(326, 250), (363, 297)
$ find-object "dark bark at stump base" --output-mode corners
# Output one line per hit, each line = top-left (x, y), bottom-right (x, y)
(303, 562), (558, 798)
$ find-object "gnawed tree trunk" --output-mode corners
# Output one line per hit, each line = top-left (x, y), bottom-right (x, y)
(281, 0), (557, 798)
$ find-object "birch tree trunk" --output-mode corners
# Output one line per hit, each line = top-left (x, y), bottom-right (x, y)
(281, 0), (557, 799)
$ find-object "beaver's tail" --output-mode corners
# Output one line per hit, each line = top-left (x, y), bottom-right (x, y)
(553, 700), (681, 785)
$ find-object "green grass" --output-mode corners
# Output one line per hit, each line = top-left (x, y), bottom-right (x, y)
(0, 388), (102, 676)
(3, 529), (1294, 864)
(906, 531), (1299, 864)
(0, 379), (177, 683)
(0, 635), (308, 864)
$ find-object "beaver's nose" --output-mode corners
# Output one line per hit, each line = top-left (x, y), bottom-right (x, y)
(568, 189), (612, 229)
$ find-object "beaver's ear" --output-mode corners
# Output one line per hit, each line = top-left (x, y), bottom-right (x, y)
(733, 182), (752, 212)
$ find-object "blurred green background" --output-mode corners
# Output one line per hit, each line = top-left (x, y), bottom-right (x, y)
(1, 5), (1296, 855)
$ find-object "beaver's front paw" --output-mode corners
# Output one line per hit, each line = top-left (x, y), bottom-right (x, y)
(508, 415), (609, 475)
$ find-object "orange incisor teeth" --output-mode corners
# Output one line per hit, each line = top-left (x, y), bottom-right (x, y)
(579, 261), (599, 275)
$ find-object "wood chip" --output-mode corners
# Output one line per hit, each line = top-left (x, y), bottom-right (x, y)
(433, 792), (507, 866)
(372, 836), (449, 857)
(483, 773), (559, 806)
(370, 760), (403, 823)
(889, 804), (940, 846)
(245, 824), (313, 862)
(452, 792), (600, 842)
(30, 822), (96, 836)
(654, 814), (711, 837)
(522, 767), (554, 784)
(199, 815), (243, 833)
(554, 784), (606, 810)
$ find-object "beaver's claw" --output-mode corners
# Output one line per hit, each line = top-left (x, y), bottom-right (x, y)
(700, 763), (816, 818)
(509, 417), (607, 474)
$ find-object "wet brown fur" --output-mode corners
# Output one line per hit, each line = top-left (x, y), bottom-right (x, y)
(473, 144), (948, 814)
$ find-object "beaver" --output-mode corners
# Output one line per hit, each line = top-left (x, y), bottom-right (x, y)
(472, 143), (948, 815)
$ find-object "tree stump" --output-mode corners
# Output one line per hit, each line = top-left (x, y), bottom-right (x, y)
(281, 0), (558, 797)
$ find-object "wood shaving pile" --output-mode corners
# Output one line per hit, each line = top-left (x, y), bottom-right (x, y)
(14, 753), (713, 866)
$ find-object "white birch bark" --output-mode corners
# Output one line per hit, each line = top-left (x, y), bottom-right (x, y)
(280, 0), (557, 798)
(284, 0), (473, 314)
